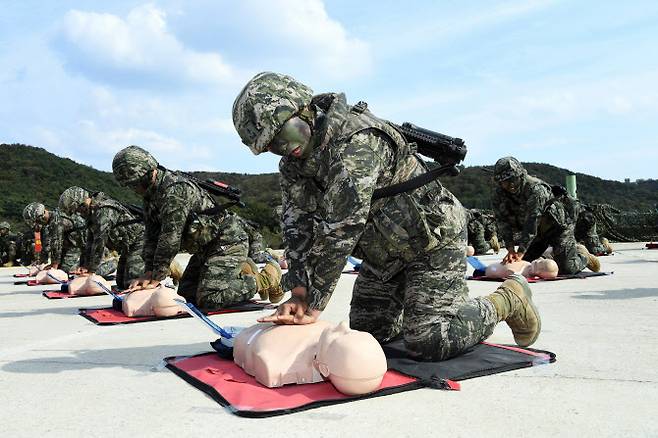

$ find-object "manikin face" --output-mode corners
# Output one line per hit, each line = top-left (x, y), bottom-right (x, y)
(529, 258), (558, 278)
(314, 321), (387, 395)
(267, 116), (313, 159)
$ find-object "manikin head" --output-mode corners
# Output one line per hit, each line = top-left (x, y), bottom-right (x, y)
(526, 258), (559, 279)
(35, 269), (68, 284)
(314, 321), (387, 395)
(67, 274), (111, 295)
(233, 72), (315, 159)
(466, 245), (475, 257)
(121, 286), (184, 317)
(493, 157), (526, 194)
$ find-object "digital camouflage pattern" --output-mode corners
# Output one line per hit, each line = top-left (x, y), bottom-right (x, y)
(467, 209), (498, 255)
(523, 194), (588, 275)
(22, 202), (46, 227)
(492, 157), (553, 253)
(112, 146), (159, 187)
(82, 192), (145, 289)
(236, 216), (270, 263)
(262, 89), (498, 361)
(233, 72), (314, 155)
(58, 186), (89, 215)
(142, 168), (256, 309)
(42, 209), (86, 272)
(575, 203), (607, 255)
(592, 204), (658, 242)
(0, 222), (17, 266)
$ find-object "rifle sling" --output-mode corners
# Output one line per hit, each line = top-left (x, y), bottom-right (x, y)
(372, 164), (458, 200)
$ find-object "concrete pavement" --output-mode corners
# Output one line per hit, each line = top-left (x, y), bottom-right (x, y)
(1, 243), (657, 437)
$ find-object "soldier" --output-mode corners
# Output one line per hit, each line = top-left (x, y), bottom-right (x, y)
(58, 186), (145, 289)
(235, 216), (271, 263)
(575, 203), (612, 255)
(492, 157), (599, 274)
(0, 221), (18, 267)
(232, 71), (542, 360)
(467, 209), (494, 255)
(22, 202), (85, 272)
(111, 146), (284, 309)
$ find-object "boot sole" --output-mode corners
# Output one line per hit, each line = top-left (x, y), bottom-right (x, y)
(508, 274), (541, 347)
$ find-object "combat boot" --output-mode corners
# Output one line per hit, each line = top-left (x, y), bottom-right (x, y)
(490, 236), (500, 254)
(601, 238), (614, 255)
(257, 260), (284, 303)
(577, 244), (600, 272)
(241, 259), (284, 302)
(2, 261), (14, 267)
(485, 274), (541, 347)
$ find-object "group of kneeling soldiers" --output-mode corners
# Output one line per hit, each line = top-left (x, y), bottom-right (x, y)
(6, 71), (611, 362)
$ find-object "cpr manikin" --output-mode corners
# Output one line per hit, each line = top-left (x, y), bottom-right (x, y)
(35, 268), (69, 284)
(66, 274), (112, 296)
(121, 285), (186, 317)
(485, 258), (559, 280)
(29, 264), (46, 276)
(233, 321), (387, 395)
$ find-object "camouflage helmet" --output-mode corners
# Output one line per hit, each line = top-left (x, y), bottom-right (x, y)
(232, 72), (314, 155)
(59, 186), (90, 215)
(0, 221), (9, 231)
(493, 156), (526, 182)
(23, 202), (46, 226)
(112, 146), (159, 187)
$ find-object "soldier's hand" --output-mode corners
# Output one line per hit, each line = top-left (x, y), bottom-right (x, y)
(502, 250), (519, 264)
(258, 295), (321, 325)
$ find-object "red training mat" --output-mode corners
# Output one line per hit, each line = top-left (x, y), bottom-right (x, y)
(646, 243), (658, 249)
(166, 353), (420, 416)
(79, 301), (271, 325)
(43, 290), (105, 299)
(13, 273), (32, 278)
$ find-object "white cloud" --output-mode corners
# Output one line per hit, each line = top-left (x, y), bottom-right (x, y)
(58, 4), (236, 87)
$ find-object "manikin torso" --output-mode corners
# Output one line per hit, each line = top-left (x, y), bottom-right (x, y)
(35, 269), (69, 284)
(29, 264), (46, 276)
(233, 321), (387, 395)
(121, 286), (185, 317)
(67, 274), (111, 296)
(485, 258), (558, 279)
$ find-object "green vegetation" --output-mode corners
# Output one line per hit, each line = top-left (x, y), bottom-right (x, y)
(2, 143), (656, 246)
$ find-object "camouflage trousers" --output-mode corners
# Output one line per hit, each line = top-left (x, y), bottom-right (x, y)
(178, 238), (257, 311)
(60, 246), (81, 273)
(115, 243), (145, 290)
(349, 245), (498, 362)
(468, 220), (491, 255)
(525, 219), (588, 276)
(97, 257), (118, 279)
(579, 233), (606, 256)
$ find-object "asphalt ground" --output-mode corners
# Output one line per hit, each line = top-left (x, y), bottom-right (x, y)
(1, 243), (657, 437)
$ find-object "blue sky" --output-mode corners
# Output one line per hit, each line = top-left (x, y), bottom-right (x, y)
(1, 0), (657, 181)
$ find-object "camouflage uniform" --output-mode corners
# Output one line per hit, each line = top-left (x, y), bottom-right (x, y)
(16, 231), (35, 265)
(141, 167), (256, 310)
(467, 209), (491, 255)
(234, 74), (498, 361)
(492, 157), (587, 275)
(83, 193), (145, 289)
(575, 203), (607, 255)
(0, 222), (18, 266)
(236, 216), (270, 263)
(24, 205), (84, 271)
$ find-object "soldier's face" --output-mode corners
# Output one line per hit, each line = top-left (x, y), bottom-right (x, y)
(267, 116), (312, 159)
(500, 177), (521, 194)
(0, 228), (7, 236)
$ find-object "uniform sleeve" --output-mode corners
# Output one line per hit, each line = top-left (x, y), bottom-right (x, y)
(279, 160), (318, 291)
(86, 208), (118, 272)
(48, 218), (65, 264)
(151, 183), (196, 280)
(519, 184), (551, 252)
(492, 188), (515, 249)
(142, 210), (158, 273)
(304, 132), (390, 311)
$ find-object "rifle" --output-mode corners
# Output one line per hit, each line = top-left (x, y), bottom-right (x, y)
(159, 166), (244, 209)
(372, 122), (468, 200)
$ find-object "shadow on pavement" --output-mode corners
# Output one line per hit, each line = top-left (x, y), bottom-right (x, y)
(573, 288), (658, 300)
(1, 342), (210, 374)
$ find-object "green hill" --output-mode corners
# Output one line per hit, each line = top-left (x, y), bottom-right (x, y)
(2, 143), (656, 245)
